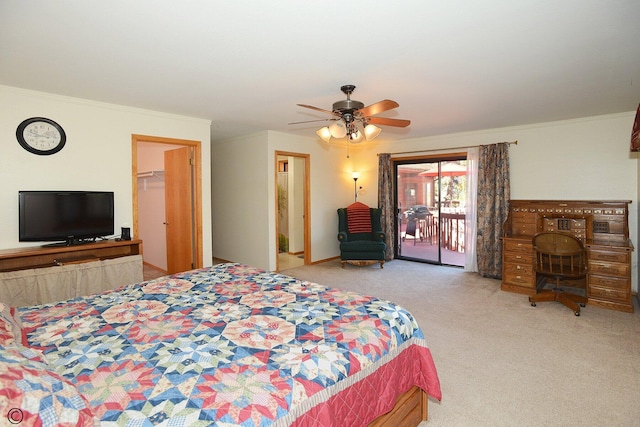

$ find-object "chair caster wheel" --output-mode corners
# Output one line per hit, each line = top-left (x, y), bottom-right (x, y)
(575, 311), (580, 316)
(580, 303), (586, 307)
(530, 302), (536, 307)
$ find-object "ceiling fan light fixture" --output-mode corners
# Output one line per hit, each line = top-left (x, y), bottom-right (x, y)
(294, 85), (409, 143)
(349, 129), (363, 143)
(363, 123), (382, 141)
(329, 121), (347, 138)
(316, 127), (332, 143)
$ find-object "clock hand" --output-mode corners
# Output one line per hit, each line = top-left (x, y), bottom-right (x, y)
(27, 129), (51, 138)
(27, 129), (44, 137)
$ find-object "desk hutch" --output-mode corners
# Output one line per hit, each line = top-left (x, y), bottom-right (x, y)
(501, 200), (634, 313)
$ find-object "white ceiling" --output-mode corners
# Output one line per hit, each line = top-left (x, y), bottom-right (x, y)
(1, 0), (639, 143)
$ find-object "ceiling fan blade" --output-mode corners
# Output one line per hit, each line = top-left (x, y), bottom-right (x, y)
(357, 99), (399, 117)
(297, 104), (340, 116)
(288, 118), (334, 125)
(367, 117), (411, 128)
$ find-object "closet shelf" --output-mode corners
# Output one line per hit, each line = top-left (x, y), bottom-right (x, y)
(137, 170), (165, 180)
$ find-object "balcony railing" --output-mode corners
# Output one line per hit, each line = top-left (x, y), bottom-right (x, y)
(399, 211), (466, 266)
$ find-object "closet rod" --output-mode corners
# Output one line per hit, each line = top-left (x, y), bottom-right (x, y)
(378, 140), (517, 157)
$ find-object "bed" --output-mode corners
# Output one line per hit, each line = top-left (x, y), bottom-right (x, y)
(1, 263), (441, 426)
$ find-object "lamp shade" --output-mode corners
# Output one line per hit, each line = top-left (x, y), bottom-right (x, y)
(316, 127), (332, 143)
(349, 130), (363, 143)
(329, 121), (347, 138)
(364, 124), (382, 141)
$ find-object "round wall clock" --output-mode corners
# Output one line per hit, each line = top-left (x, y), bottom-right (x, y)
(16, 117), (66, 155)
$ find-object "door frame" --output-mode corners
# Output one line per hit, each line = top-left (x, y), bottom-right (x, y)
(132, 134), (204, 269)
(274, 151), (311, 271)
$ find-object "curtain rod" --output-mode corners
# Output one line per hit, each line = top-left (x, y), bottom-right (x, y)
(378, 140), (518, 156)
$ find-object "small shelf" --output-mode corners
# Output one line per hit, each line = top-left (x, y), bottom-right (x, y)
(137, 170), (164, 179)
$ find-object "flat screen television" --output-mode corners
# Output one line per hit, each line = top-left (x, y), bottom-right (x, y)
(19, 191), (114, 246)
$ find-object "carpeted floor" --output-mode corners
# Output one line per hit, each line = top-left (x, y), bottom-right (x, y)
(282, 259), (640, 427)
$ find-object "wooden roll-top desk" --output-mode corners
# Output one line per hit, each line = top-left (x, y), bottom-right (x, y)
(501, 200), (634, 313)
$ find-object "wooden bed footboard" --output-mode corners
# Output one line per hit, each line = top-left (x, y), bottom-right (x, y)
(368, 386), (427, 427)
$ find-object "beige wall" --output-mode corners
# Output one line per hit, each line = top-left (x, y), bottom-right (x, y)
(211, 132), (270, 268)
(0, 85), (213, 268)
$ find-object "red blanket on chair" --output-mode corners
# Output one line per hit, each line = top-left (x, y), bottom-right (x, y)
(347, 202), (372, 233)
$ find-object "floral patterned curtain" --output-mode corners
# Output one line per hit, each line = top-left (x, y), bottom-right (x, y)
(377, 153), (395, 260)
(476, 143), (511, 278)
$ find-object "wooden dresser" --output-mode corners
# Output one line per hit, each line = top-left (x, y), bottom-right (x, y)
(501, 200), (634, 313)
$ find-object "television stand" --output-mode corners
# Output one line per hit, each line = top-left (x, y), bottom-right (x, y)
(0, 239), (142, 271)
(0, 240), (143, 307)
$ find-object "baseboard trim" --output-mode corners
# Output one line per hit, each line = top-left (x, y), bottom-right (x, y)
(310, 256), (340, 265)
(143, 261), (167, 275)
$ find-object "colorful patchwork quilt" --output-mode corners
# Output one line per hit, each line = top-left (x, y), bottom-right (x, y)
(17, 263), (441, 426)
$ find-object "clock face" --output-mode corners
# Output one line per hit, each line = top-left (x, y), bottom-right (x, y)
(16, 117), (66, 155)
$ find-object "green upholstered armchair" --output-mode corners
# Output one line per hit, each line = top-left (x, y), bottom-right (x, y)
(337, 204), (386, 268)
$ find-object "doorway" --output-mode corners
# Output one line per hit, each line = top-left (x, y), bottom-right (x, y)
(275, 151), (310, 271)
(395, 155), (467, 266)
(132, 134), (204, 274)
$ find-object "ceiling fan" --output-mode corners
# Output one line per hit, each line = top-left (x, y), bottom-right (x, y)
(291, 85), (410, 143)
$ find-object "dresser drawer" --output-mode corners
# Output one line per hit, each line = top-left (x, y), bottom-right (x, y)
(589, 284), (630, 301)
(503, 269), (535, 288)
(571, 218), (586, 229)
(512, 223), (538, 235)
(504, 251), (533, 264)
(589, 260), (629, 277)
(503, 240), (532, 253)
(512, 212), (536, 223)
(589, 274), (629, 290)
(588, 250), (630, 264)
(510, 212), (537, 235)
(503, 262), (533, 276)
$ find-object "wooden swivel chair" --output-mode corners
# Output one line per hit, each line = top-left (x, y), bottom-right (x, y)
(529, 232), (588, 316)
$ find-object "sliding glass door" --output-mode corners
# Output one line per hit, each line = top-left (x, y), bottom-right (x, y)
(395, 156), (467, 266)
